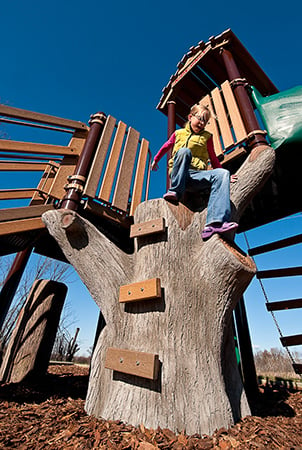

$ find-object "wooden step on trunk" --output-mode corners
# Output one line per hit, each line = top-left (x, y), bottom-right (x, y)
(119, 278), (162, 303)
(105, 347), (160, 380)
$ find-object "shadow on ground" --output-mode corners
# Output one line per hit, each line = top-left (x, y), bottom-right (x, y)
(250, 377), (301, 418)
(0, 371), (89, 404)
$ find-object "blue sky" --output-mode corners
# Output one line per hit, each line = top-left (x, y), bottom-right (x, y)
(1, 0), (301, 357)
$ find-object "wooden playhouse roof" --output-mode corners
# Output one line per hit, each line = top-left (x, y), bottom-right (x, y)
(157, 29), (278, 125)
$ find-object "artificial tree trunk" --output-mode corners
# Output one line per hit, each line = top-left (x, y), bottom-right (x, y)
(42, 144), (275, 435)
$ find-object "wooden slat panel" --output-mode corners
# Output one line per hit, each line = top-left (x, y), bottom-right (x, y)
(84, 115), (116, 198)
(65, 129), (88, 154)
(46, 131), (86, 202)
(220, 147), (247, 166)
(221, 81), (247, 142)
(0, 189), (37, 200)
(112, 127), (140, 211)
(0, 161), (47, 171)
(48, 155), (78, 200)
(119, 278), (161, 303)
(83, 199), (132, 228)
(30, 162), (58, 205)
(0, 204), (54, 222)
(200, 95), (223, 158)
(280, 334), (302, 347)
(105, 347), (160, 380)
(266, 299), (302, 311)
(0, 104), (88, 131)
(0, 217), (45, 236)
(98, 121), (127, 202)
(211, 87), (234, 150)
(257, 267), (302, 278)
(249, 234), (302, 256)
(130, 218), (166, 238)
(129, 138), (149, 216)
(0, 140), (80, 156)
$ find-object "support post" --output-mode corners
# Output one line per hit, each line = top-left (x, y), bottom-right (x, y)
(234, 297), (258, 399)
(221, 47), (266, 399)
(0, 247), (32, 330)
(220, 48), (267, 149)
(60, 112), (107, 211)
(166, 101), (176, 191)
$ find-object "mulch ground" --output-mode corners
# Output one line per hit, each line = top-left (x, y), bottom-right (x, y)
(0, 365), (301, 449)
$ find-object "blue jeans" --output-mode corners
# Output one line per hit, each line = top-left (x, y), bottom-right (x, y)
(168, 147), (231, 226)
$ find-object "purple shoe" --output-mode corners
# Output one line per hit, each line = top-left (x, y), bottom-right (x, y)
(202, 222), (238, 240)
(163, 191), (179, 205)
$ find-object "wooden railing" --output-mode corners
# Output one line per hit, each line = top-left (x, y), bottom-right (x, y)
(0, 105), (151, 246)
(200, 80), (263, 165)
(82, 115), (151, 223)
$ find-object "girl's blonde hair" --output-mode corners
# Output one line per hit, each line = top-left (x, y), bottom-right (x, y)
(189, 104), (211, 124)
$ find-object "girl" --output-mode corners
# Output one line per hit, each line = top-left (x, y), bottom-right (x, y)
(151, 104), (238, 240)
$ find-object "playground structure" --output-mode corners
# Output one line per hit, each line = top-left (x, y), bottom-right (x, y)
(0, 29), (301, 434)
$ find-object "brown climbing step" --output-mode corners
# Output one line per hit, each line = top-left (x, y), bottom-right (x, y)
(105, 347), (160, 380)
(119, 278), (162, 303)
(130, 218), (166, 238)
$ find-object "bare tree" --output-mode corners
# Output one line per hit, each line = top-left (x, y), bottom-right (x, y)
(51, 326), (80, 362)
(254, 348), (302, 374)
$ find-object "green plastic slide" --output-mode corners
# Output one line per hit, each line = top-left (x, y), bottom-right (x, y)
(251, 85), (302, 150)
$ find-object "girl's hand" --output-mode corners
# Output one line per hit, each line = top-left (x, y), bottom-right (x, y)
(230, 174), (238, 183)
(151, 160), (159, 171)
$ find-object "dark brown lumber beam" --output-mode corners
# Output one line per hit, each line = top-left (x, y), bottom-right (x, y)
(0, 204), (54, 222)
(0, 104), (88, 131)
(280, 334), (302, 347)
(266, 298), (302, 311)
(249, 234), (302, 256)
(256, 267), (302, 278)
(0, 189), (37, 200)
(293, 364), (302, 374)
(0, 140), (80, 156)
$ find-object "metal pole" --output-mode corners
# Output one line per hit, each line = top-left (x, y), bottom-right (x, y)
(60, 112), (107, 211)
(234, 297), (259, 398)
(166, 101), (176, 191)
(220, 48), (267, 148)
(0, 247), (32, 330)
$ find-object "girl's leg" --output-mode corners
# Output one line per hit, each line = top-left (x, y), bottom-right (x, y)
(168, 148), (192, 197)
(187, 168), (232, 225)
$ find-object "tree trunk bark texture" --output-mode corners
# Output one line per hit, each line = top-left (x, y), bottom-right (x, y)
(0, 279), (67, 383)
(42, 145), (275, 435)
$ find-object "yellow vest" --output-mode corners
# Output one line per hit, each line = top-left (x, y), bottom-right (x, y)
(168, 122), (211, 173)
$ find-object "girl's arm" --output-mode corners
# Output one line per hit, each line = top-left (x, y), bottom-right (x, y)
(207, 136), (223, 169)
(151, 132), (176, 171)
(207, 136), (238, 182)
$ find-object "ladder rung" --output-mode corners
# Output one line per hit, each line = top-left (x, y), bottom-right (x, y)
(280, 334), (302, 347)
(293, 363), (302, 374)
(266, 298), (302, 311)
(248, 234), (302, 256)
(257, 267), (302, 278)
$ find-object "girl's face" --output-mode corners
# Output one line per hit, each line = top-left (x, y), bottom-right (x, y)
(188, 112), (209, 133)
